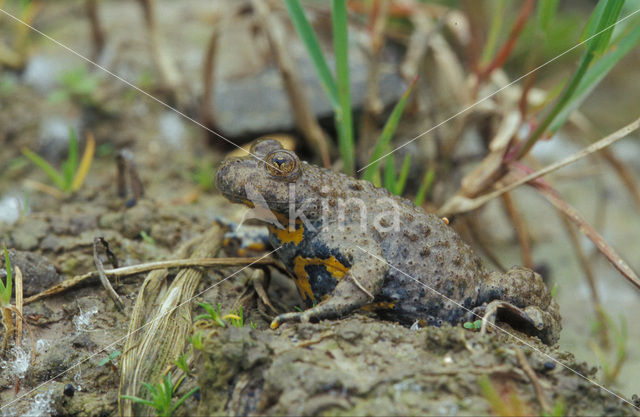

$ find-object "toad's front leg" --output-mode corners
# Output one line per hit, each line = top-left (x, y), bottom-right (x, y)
(271, 257), (388, 328)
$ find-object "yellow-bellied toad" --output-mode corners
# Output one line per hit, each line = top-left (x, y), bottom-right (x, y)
(215, 139), (561, 344)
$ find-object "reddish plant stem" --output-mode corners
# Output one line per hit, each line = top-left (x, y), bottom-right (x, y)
(477, 0), (535, 82)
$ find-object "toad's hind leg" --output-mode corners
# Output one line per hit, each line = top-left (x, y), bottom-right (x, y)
(271, 259), (387, 329)
(478, 266), (561, 344)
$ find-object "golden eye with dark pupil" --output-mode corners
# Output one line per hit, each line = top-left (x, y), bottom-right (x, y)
(265, 151), (298, 177)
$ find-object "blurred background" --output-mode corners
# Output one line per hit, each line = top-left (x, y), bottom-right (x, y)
(1, 0), (639, 404)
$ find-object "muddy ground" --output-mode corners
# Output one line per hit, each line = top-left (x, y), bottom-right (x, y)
(1, 1), (640, 416)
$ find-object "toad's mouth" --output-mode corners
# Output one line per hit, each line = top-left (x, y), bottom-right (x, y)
(220, 190), (289, 208)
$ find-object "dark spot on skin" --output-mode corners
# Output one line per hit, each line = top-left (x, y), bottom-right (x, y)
(403, 230), (419, 242)
(349, 183), (364, 191)
(64, 384), (75, 397)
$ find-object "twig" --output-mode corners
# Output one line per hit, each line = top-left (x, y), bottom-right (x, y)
(571, 112), (640, 210)
(23, 257), (280, 305)
(136, 0), (183, 97)
(250, 268), (278, 315)
(15, 266), (23, 347)
(86, 0), (105, 61)
(459, 216), (507, 272)
(116, 150), (145, 206)
(439, 116), (640, 216)
(358, 0), (389, 162)
(200, 22), (220, 142)
(501, 192), (533, 268)
(251, 0), (332, 168)
(515, 347), (551, 414)
(559, 215), (609, 348)
(93, 237), (125, 310)
(23, 179), (65, 199)
(529, 174), (640, 291)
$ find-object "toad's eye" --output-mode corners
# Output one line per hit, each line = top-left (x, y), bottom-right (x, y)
(265, 150), (301, 179)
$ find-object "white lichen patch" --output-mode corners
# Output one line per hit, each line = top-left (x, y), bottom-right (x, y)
(36, 338), (51, 352)
(0, 345), (31, 379)
(73, 305), (98, 332)
(26, 388), (54, 417)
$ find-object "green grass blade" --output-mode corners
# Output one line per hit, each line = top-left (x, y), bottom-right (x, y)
(119, 395), (156, 408)
(383, 154), (395, 193)
(586, 0), (625, 56)
(362, 78), (417, 182)
(517, 0), (625, 158)
(284, 0), (339, 109)
(21, 147), (67, 190)
(480, 0), (507, 65)
(62, 127), (79, 190)
(550, 18), (640, 131)
(394, 154), (412, 195)
(414, 167), (435, 206)
(332, 0), (355, 175)
(1, 244), (12, 306)
(171, 387), (200, 414)
(537, 0), (559, 31)
(581, 0), (608, 42)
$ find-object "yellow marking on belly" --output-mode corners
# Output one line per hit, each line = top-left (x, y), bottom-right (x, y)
(360, 301), (396, 312)
(268, 218), (304, 245)
(292, 255), (349, 301)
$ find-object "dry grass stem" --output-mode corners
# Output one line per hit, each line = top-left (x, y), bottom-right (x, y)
(22, 179), (65, 199)
(531, 178), (640, 291)
(200, 19), (220, 137)
(86, 0), (105, 61)
(93, 237), (125, 310)
(252, 0), (332, 168)
(358, 0), (389, 161)
(439, 116), (640, 216)
(23, 256), (278, 306)
(15, 266), (22, 347)
(501, 192), (533, 269)
(137, 0), (183, 98)
(515, 348), (551, 414)
(119, 224), (225, 416)
(559, 215), (609, 347)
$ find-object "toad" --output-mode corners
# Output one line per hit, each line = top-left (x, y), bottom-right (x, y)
(215, 139), (561, 344)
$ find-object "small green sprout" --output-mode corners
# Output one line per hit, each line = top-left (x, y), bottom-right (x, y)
(187, 332), (203, 351)
(120, 372), (199, 417)
(463, 320), (483, 331)
(541, 399), (567, 417)
(49, 66), (101, 106)
(1, 244), (12, 308)
(98, 350), (121, 371)
(140, 231), (156, 245)
(174, 353), (190, 375)
(250, 322), (258, 329)
(223, 306), (244, 328)
(194, 302), (226, 328)
(21, 129), (95, 195)
(1, 243), (22, 353)
(550, 283), (558, 298)
(191, 160), (215, 191)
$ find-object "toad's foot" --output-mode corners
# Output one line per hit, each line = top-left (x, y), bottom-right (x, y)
(479, 300), (560, 345)
(271, 259), (387, 329)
